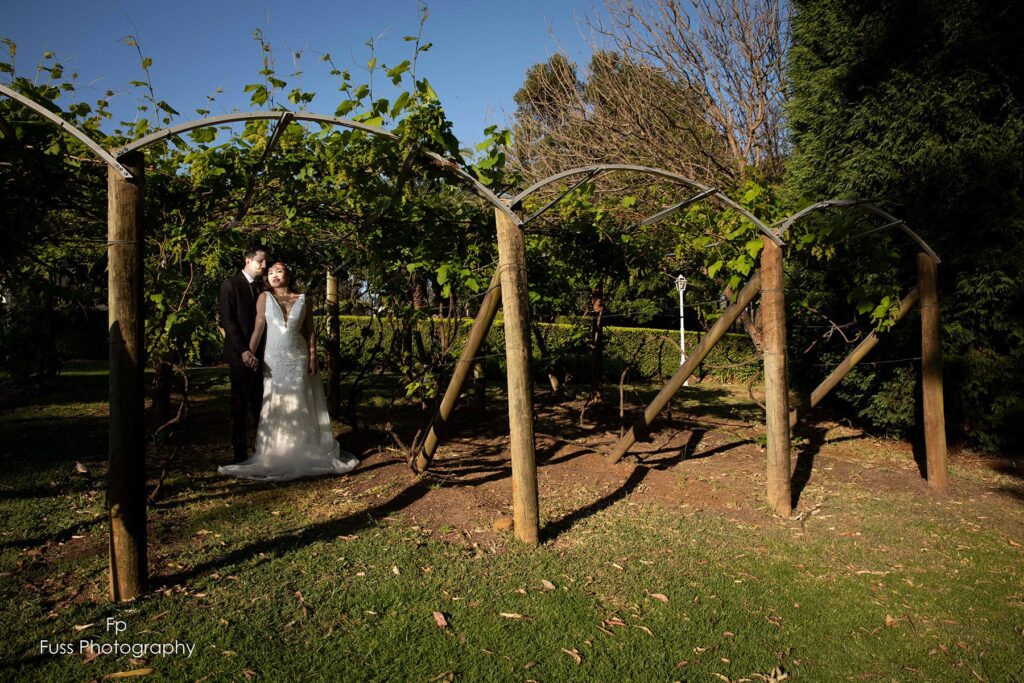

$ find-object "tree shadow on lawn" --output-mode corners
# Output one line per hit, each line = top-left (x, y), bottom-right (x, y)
(0, 513), (105, 551)
(154, 475), (436, 588)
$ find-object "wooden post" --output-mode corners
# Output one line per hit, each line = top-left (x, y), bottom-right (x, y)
(608, 271), (762, 463)
(412, 269), (502, 472)
(494, 206), (539, 545)
(790, 288), (920, 428)
(918, 253), (949, 492)
(326, 269), (341, 417)
(761, 238), (792, 517)
(107, 151), (147, 601)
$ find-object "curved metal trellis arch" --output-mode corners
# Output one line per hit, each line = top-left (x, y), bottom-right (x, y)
(0, 83), (135, 178)
(772, 199), (940, 262)
(509, 163), (784, 245)
(113, 110), (521, 226)
(0, 83), (521, 225)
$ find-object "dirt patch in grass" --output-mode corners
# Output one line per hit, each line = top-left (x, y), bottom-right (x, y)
(305, 390), (1023, 546)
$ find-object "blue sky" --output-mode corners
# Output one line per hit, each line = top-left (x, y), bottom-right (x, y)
(0, 0), (601, 147)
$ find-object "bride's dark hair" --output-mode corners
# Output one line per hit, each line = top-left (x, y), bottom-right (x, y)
(267, 260), (301, 293)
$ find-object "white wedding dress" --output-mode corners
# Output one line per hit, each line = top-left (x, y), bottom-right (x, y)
(218, 294), (358, 481)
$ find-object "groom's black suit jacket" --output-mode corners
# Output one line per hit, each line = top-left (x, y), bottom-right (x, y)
(219, 272), (265, 367)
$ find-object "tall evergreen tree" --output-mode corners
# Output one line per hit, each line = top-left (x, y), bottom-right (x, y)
(786, 0), (1024, 450)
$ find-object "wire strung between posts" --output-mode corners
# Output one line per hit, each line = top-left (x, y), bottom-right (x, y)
(813, 356), (921, 367)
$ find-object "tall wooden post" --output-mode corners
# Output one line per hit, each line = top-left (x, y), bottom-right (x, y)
(761, 238), (792, 517)
(918, 253), (949, 492)
(326, 269), (341, 417)
(413, 269), (502, 473)
(608, 271), (762, 463)
(107, 151), (147, 601)
(495, 206), (539, 545)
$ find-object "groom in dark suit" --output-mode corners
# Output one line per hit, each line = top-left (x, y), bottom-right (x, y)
(219, 243), (270, 463)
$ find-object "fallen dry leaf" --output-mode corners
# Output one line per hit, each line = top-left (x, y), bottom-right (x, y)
(243, 671), (258, 679)
(541, 580), (556, 591)
(500, 612), (527, 620)
(633, 625), (653, 636)
(73, 623), (95, 632)
(649, 593), (669, 603)
(561, 647), (582, 664)
(433, 611), (448, 628)
(337, 534), (358, 541)
(102, 669), (154, 679)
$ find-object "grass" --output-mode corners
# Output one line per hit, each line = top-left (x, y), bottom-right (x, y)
(1, 362), (1022, 681)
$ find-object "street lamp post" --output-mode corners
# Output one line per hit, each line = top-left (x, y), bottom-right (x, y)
(675, 274), (689, 387)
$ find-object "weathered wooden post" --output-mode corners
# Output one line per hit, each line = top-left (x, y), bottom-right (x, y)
(917, 253), (949, 492)
(326, 269), (341, 417)
(412, 269), (502, 473)
(761, 238), (792, 516)
(494, 205), (539, 544)
(107, 151), (147, 600)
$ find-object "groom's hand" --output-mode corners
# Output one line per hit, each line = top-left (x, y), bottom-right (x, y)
(242, 350), (258, 370)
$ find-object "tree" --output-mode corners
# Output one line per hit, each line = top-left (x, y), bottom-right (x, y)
(586, 0), (791, 184)
(511, 51), (723, 183)
(785, 0), (1024, 450)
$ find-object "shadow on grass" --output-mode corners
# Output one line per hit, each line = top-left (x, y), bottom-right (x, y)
(0, 513), (105, 550)
(543, 466), (650, 542)
(155, 476), (434, 587)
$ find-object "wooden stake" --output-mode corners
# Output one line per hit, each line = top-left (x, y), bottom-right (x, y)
(608, 271), (762, 463)
(494, 206), (539, 545)
(413, 269), (502, 472)
(918, 253), (949, 492)
(790, 288), (920, 428)
(107, 151), (147, 601)
(326, 269), (341, 417)
(761, 238), (792, 517)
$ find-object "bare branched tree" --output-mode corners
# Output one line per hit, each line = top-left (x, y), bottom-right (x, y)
(511, 51), (726, 184)
(511, 0), (789, 187)
(589, 0), (790, 183)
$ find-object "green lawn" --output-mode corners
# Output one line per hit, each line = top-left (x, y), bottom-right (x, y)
(1, 362), (1022, 681)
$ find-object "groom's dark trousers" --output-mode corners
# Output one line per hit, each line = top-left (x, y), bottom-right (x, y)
(219, 272), (264, 463)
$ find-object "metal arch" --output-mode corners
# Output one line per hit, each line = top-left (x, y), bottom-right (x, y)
(112, 110), (520, 226)
(0, 83), (134, 178)
(510, 164), (783, 245)
(774, 200), (940, 263)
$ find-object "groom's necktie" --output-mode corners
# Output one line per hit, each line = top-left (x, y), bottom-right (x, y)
(249, 280), (259, 299)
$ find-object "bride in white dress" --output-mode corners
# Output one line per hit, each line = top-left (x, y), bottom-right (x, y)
(218, 261), (358, 481)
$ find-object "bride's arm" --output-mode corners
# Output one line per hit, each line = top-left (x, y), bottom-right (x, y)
(248, 293), (267, 362)
(302, 299), (318, 375)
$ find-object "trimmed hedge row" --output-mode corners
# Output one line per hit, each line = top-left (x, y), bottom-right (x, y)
(323, 315), (759, 384)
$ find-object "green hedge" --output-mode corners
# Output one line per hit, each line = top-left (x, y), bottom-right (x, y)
(320, 315), (759, 385)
